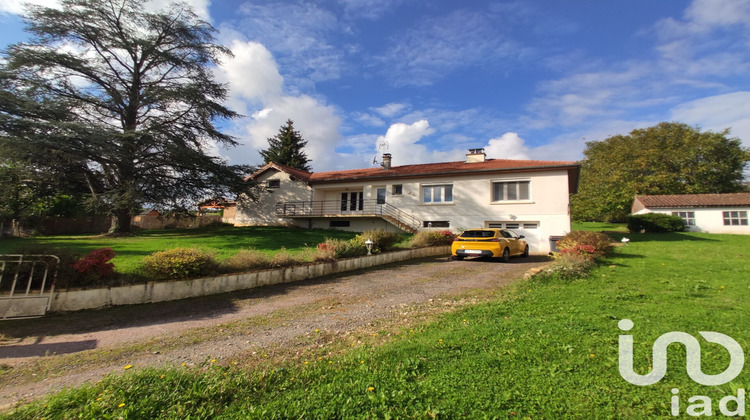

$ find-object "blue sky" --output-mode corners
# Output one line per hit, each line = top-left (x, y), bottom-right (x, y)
(2, 0), (749, 172)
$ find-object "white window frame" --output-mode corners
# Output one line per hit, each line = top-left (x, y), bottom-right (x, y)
(421, 184), (453, 204)
(491, 179), (531, 203)
(671, 211), (695, 226)
(723, 211), (748, 226)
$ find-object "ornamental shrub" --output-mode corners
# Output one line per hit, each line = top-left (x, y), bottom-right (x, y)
(627, 213), (685, 233)
(354, 230), (403, 253)
(220, 249), (272, 273)
(72, 248), (115, 278)
(556, 230), (613, 257)
(408, 230), (456, 248)
(141, 248), (218, 280)
(533, 253), (596, 282)
(319, 238), (368, 259)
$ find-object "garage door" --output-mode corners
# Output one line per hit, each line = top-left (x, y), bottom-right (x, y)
(485, 221), (540, 249)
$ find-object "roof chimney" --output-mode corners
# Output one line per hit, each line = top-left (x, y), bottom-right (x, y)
(466, 148), (486, 163)
(381, 153), (392, 170)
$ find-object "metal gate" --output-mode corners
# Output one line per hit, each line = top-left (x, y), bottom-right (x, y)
(0, 254), (59, 320)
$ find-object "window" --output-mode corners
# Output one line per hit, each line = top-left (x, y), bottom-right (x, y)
(523, 223), (538, 229)
(492, 181), (530, 202)
(330, 220), (350, 228)
(266, 179), (280, 188)
(376, 187), (386, 204)
(505, 223), (520, 229)
(723, 211), (748, 226)
(423, 221), (450, 228)
(422, 184), (453, 204)
(392, 184), (403, 196)
(672, 211), (696, 226)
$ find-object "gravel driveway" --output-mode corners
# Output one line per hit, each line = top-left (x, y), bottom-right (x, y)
(0, 254), (549, 408)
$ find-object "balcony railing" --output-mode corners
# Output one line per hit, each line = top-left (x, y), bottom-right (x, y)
(275, 200), (421, 232)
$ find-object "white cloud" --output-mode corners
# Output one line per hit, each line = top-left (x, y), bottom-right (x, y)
(483, 133), (531, 160)
(215, 39), (344, 170)
(1, 0), (210, 19)
(336, 0), (405, 20)
(372, 120), (468, 165)
(373, 102), (408, 117)
(671, 92), (750, 147)
(214, 40), (283, 114)
(353, 112), (385, 127)
(0, 0), (58, 15)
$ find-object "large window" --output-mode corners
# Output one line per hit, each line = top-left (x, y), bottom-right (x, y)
(671, 211), (695, 226)
(422, 184), (453, 204)
(266, 179), (280, 188)
(492, 181), (530, 202)
(723, 211), (748, 226)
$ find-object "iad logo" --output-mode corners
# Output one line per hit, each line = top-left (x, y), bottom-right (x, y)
(618, 319), (746, 417)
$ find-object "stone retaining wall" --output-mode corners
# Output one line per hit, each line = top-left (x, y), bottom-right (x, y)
(49, 246), (451, 313)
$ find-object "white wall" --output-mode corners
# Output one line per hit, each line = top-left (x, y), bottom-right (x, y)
(641, 207), (750, 234)
(235, 169), (311, 228)
(310, 169), (573, 253)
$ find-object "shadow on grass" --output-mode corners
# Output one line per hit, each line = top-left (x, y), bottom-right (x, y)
(616, 232), (720, 243)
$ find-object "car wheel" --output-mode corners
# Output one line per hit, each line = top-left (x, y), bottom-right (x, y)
(452, 255), (464, 261)
(522, 245), (529, 257)
(501, 247), (510, 263)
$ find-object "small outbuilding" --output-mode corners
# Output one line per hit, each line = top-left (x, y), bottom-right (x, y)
(631, 193), (750, 234)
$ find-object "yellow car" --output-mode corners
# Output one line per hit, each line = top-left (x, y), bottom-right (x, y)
(451, 228), (529, 262)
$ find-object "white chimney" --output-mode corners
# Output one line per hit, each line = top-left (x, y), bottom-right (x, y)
(381, 153), (392, 170)
(466, 148), (486, 163)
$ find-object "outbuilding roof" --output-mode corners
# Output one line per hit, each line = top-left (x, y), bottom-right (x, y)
(633, 193), (750, 208)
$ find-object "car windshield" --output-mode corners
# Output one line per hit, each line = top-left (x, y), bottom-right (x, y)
(460, 230), (496, 238)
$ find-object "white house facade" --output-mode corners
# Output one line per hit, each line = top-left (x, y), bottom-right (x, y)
(632, 193), (750, 234)
(236, 150), (580, 254)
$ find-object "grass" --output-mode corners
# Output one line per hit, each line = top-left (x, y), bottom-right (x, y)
(4, 231), (750, 418)
(0, 226), (358, 275)
(572, 221), (628, 232)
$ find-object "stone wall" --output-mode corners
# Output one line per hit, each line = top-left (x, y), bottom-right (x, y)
(49, 246), (451, 313)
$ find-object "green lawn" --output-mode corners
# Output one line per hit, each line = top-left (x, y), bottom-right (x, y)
(572, 221), (628, 232)
(4, 232), (750, 418)
(0, 226), (358, 275)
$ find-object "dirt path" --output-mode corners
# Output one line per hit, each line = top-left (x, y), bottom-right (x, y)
(0, 255), (549, 408)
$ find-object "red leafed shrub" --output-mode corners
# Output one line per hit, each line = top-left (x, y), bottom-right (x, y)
(72, 248), (116, 278)
(558, 243), (598, 258)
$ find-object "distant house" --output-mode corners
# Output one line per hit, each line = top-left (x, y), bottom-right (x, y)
(632, 193), (750, 234)
(236, 149), (580, 254)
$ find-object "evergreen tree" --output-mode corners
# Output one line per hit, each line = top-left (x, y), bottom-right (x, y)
(0, 0), (253, 233)
(260, 120), (312, 171)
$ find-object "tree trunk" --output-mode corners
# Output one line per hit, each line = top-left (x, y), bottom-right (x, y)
(109, 209), (132, 234)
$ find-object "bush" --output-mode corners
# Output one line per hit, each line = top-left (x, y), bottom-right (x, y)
(69, 248), (116, 286)
(141, 248), (218, 280)
(354, 230), (402, 253)
(320, 238), (369, 259)
(556, 230), (613, 257)
(408, 230), (456, 248)
(10, 244), (90, 289)
(627, 213), (685, 233)
(271, 247), (302, 268)
(533, 253), (596, 282)
(220, 249), (272, 273)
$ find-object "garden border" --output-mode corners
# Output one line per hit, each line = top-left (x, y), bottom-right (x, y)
(49, 246), (451, 313)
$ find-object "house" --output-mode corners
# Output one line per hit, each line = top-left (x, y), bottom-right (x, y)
(236, 149), (580, 254)
(631, 193), (750, 234)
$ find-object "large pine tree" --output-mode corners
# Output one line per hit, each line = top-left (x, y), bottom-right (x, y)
(259, 120), (312, 171)
(0, 0), (253, 233)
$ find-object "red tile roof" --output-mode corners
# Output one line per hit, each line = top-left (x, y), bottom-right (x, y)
(246, 158), (580, 192)
(244, 162), (313, 182)
(634, 193), (750, 208)
(308, 159), (578, 183)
